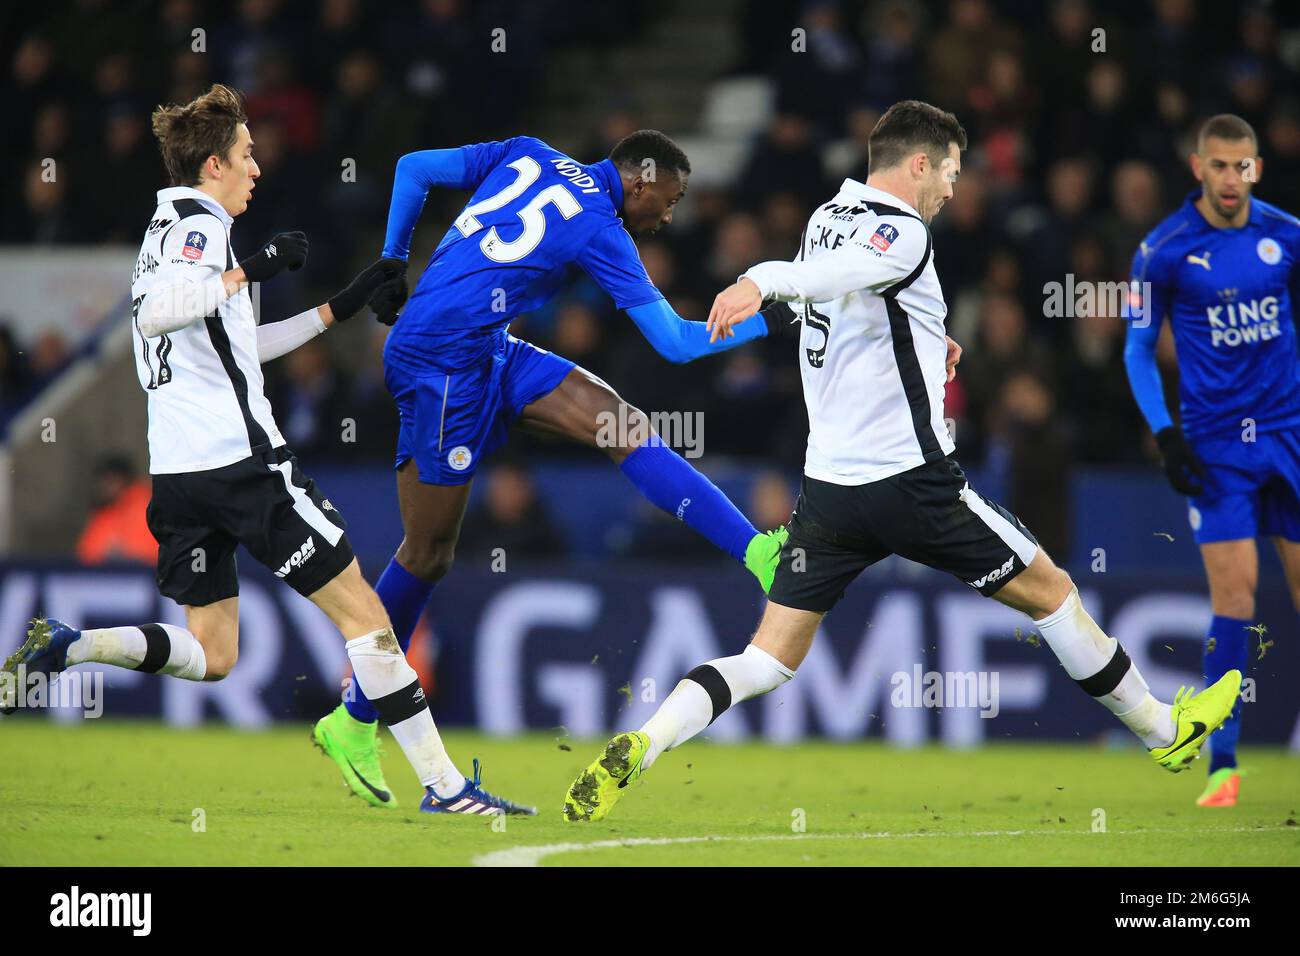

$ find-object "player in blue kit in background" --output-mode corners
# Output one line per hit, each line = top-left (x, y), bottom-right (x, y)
(1125, 114), (1300, 807)
(311, 131), (792, 807)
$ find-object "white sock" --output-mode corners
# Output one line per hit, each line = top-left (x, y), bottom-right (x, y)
(1034, 587), (1175, 748)
(345, 629), (464, 798)
(67, 624), (207, 681)
(641, 644), (794, 770)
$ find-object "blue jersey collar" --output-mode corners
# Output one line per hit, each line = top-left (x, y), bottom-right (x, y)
(592, 158), (624, 211)
(1182, 188), (1263, 231)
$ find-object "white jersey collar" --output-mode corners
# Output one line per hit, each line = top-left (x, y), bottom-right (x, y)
(838, 179), (923, 220)
(156, 186), (233, 229)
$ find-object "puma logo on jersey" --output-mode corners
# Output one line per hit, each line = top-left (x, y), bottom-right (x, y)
(970, 555), (1016, 589)
(276, 536), (316, 577)
(1186, 251), (1212, 270)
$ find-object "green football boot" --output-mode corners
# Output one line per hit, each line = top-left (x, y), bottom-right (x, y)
(744, 526), (789, 593)
(562, 731), (650, 822)
(1150, 670), (1242, 773)
(312, 703), (396, 808)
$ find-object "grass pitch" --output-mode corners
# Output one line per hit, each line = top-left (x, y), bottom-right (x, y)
(1, 720), (1296, 866)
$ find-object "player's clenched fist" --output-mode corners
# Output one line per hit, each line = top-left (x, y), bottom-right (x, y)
(366, 257), (410, 326)
(1155, 426), (1207, 496)
(328, 257), (407, 324)
(707, 276), (764, 343)
(241, 230), (308, 282)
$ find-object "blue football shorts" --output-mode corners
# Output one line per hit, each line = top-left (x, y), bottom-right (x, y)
(1188, 429), (1300, 544)
(385, 334), (574, 485)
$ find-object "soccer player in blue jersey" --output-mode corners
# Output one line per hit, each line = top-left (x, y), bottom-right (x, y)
(1125, 114), (1300, 807)
(311, 131), (791, 806)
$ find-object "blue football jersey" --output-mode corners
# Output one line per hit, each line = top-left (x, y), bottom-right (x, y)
(385, 136), (664, 371)
(1130, 192), (1300, 440)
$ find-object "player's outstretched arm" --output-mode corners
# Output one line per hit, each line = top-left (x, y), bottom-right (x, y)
(706, 277), (765, 341)
(706, 217), (929, 341)
(138, 229), (307, 338)
(255, 258), (405, 363)
(576, 219), (766, 363)
(625, 298), (768, 364)
(739, 226), (925, 304)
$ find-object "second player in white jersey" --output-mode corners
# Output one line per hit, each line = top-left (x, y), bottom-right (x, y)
(743, 179), (954, 484)
(560, 101), (1245, 826)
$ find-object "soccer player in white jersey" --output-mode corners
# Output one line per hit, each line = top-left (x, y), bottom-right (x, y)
(562, 100), (1243, 822)
(0, 84), (532, 816)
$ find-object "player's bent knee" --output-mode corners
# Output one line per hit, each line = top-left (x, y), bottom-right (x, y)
(1209, 588), (1255, 620)
(203, 647), (238, 681)
(598, 401), (652, 462)
(396, 540), (456, 582)
(994, 552), (1073, 618)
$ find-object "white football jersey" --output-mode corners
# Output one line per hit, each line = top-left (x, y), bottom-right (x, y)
(130, 187), (284, 474)
(744, 179), (954, 485)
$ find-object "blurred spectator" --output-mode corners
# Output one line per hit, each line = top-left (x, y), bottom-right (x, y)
(28, 330), (70, 389)
(76, 456), (158, 566)
(750, 470), (796, 531)
(860, 0), (924, 112)
(266, 338), (350, 461)
(1062, 305), (1146, 465)
(344, 324), (401, 463)
(773, 0), (863, 134)
(1099, 161), (1163, 277)
(736, 114), (829, 212)
(0, 324), (35, 429)
(86, 107), (161, 242)
(988, 368), (1072, 558)
(5, 0), (1300, 483)
(927, 0), (1022, 111)
(245, 49), (318, 153)
(458, 459), (564, 561)
(551, 302), (607, 370)
(959, 292), (1052, 457)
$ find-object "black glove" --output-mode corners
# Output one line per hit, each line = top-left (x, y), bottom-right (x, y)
(327, 258), (406, 323)
(1156, 426), (1207, 495)
(760, 301), (799, 337)
(367, 258), (410, 326)
(241, 231), (308, 282)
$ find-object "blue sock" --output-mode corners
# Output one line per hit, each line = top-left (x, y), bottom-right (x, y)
(619, 438), (756, 562)
(1204, 614), (1249, 774)
(343, 558), (437, 723)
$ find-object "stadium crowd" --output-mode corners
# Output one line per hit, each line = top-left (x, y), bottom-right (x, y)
(5, 0), (1300, 561)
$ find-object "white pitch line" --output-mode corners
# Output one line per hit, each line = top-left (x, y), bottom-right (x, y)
(472, 825), (1286, 867)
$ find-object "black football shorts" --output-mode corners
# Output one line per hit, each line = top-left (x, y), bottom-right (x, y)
(769, 457), (1039, 614)
(147, 446), (354, 607)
